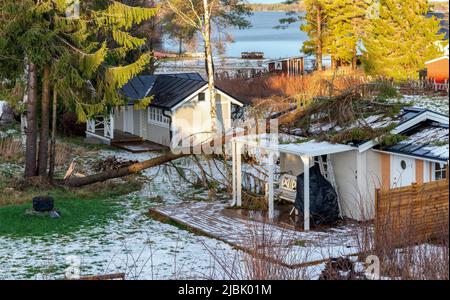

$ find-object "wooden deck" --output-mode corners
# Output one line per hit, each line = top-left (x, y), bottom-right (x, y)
(91, 130), (168, 152)
(92, 129), (143, 143)
(112, 141), (169, 153)
(149, 201), (361, 268)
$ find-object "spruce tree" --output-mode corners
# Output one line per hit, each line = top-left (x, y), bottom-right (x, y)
(0, 0), (158, 178)
(362, 0), (443, 80)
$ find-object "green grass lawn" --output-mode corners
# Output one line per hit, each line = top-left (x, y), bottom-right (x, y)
(0, 180), (142, 237)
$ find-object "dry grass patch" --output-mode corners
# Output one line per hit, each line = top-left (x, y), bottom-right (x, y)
(0, 138), (23, 163)
(0, 173), (143, 207)
(0, 137), (90, 167)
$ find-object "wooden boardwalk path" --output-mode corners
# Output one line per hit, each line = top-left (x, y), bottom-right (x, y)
(150, 202), (361, 268)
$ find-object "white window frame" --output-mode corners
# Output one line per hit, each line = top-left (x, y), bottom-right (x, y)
(148, 107), (170, 127)
(432, 162), (447, 181)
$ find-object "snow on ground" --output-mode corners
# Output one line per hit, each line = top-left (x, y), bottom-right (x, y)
(400, 95), (449, 116)
(0, 150), (240, 280)
(0, 147), (335, 280)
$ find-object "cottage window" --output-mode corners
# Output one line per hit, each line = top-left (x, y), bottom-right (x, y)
(198, 92), (206, 102)
(148, 107), (170, 127)
(434, 163), (447, 180)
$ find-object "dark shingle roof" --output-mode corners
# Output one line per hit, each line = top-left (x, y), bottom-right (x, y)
(120, 73), (207, 109)
(149, 75), (207, 109)
(121, 75), (157, 100)
(378, 120), (449, 162)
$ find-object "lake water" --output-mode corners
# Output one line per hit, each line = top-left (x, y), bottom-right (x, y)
(164, 11), (307, 59)
(225, 11), (307, 59)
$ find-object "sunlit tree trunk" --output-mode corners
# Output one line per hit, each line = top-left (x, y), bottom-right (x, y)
(66, 152), (187, 187)
(316, 5), (323, 71)
(203, 0), (217, 135)
(352, 47), (358, 70)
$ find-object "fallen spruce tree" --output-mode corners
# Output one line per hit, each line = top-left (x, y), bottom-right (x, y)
(63, 133), (240, 188)
(62, 83), (404, 189)
(65, 152), (187, 188)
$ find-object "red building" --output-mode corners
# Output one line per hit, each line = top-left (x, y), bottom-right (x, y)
(268, 57), (305, 76)
(425, 56), (449, 83)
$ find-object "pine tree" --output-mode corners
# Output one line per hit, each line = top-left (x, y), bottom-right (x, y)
(362, 0), (444, 80)
(300, 0), (329, 70)
(165, 0), (251, 135)
(324, 0), (367, 69)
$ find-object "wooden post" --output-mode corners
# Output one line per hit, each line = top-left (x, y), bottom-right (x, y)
(87, 119), (95, 133)
(232, 140), (237, 206)
(374, 188), (381, 250)
(302, 155), (310, 231)
(236, 142), (242, 207)
(268, 152), (275, 220)
(110, 112), (114, 139)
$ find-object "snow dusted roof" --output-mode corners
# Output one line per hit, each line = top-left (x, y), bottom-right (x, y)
(358, 108), (449, 153)
(249, 106), (448, 160)
(286, 107), (427, 147)
(379, 121), (449, 162)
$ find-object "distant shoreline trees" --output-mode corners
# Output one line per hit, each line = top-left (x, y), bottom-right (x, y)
(278, 0), (445, 79)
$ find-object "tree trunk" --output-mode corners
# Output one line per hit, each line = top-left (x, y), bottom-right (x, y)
(24, 62), (38, 178)
(20, 59), (29, 149)
(203, 0), (217, 135)
(65, 152), (186, 188)
(146, 0), (157, 75)
(316, 5), (323, 71)
(38, 66), (50, 177)
(49, 89), (57, 179)
(352, 47), (358, 70)
(331, 58), (337, 70)
(179, 36), (183, 56)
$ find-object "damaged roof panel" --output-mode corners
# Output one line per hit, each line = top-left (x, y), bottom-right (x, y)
(379, 122), (449, 161)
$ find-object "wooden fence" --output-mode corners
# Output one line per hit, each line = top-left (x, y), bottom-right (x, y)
(375, 180), (449, 248)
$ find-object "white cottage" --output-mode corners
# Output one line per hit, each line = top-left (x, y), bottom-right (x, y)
(231, 107), (449, 230)
(86, 73), (244, 147)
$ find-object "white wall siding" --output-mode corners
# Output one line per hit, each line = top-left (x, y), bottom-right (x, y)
(424, 161), (431, 183)
(114, 107), (124, 131)
(133, 109), (141, 136)
(172, 89), (213, 146)
(147, 122), (171, 146)
(110, 87), (235, 147)
(329, 151), (359, 220)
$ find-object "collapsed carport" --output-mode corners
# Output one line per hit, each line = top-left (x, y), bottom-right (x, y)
(230, 134), (355, 231)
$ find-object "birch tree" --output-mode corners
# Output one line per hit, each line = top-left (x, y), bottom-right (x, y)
(165, 0), (251, 135)
(166, 0), (217, 134)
